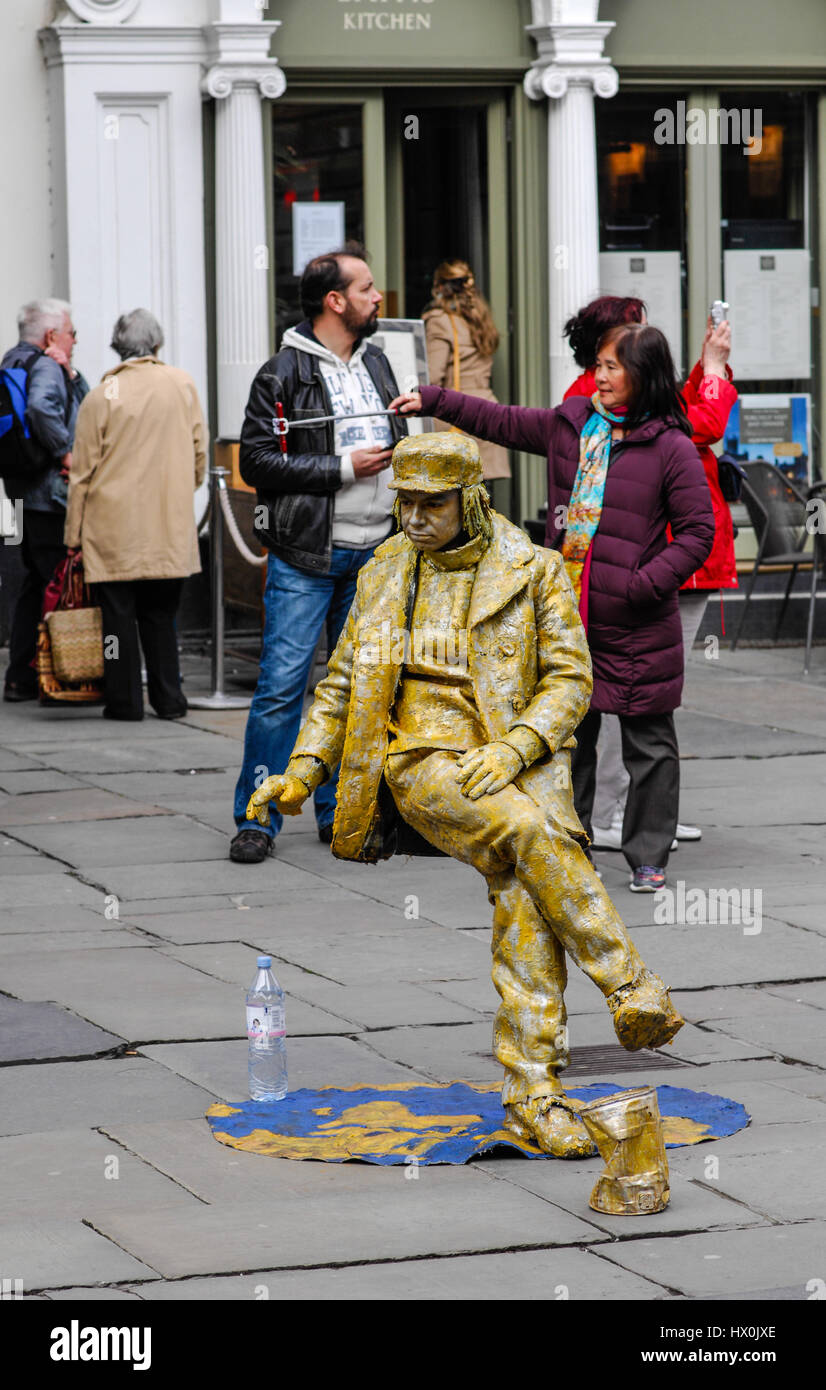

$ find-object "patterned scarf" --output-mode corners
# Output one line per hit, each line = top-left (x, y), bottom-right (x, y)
(561, 393), (628, 603)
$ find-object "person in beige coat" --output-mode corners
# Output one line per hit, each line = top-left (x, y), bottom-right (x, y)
(423, 259), (510, 483)
(65, 308), (207, 720)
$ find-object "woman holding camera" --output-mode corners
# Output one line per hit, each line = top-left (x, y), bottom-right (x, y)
(391, 322), (714, 891)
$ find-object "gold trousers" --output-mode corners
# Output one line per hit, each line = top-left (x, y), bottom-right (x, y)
(384, 749), (645, 1104)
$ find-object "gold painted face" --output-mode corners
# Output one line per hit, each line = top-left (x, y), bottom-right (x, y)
(397, 488), (463, 550)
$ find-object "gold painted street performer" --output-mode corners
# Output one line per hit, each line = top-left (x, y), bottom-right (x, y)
(247, 433), (684, 1158)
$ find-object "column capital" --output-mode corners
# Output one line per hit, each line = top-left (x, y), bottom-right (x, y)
(524, 5), (618, 103)
(201, 62), (286, 100)
(202, 18), (286, 101)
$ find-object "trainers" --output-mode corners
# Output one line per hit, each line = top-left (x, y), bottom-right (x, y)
(607, 967), (684, 1051)
(676, 822), (702, 841)
(504, 1094), (597, 1158)
(590, 821), (622, 851)
(629, 865), (666, 892)
(229, 828), (274, 863)
(317, 823), (334, 845)
(3, 683), (37, 702)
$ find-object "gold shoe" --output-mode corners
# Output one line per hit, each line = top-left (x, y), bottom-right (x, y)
(504, 1094), (597, 1159)
(607, 968), (684, 1051)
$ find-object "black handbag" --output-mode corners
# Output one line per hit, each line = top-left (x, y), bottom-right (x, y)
(717, 451), (748, 504)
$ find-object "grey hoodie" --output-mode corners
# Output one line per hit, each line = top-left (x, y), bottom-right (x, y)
(281, 326), (395, 550)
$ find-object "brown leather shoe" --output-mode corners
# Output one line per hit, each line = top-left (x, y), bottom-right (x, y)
(607, 968), (684, 1051)
(504, 1094), (597, 1158)
(229, 828), (274, 864)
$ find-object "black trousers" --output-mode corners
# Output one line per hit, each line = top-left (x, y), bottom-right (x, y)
(572, 708), (679, 870)
(93, 579), (186, 720)
(5, 509), (66, 693)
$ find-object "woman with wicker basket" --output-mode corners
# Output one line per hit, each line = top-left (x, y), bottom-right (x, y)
(64, 309), (207, 721)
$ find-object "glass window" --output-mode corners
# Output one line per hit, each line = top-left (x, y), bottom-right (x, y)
(272, 105), (364, 343)
(720, 92), (806, 250)
(596, 95), (685, 252)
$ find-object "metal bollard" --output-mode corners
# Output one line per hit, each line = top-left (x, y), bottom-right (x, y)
(188, 464), (252, 711)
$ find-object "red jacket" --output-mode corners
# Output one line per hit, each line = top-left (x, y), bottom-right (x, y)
(564, 363), (738, 590)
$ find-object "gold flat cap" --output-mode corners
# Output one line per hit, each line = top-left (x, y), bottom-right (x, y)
(388, 431), (483, 492)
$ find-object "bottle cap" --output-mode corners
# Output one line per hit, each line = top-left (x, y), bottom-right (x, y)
(257, 955), (272, 968)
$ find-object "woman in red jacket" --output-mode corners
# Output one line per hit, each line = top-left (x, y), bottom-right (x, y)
(564, 297), (738, 850)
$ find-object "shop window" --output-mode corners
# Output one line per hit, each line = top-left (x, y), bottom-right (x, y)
(273, 105), (364, 342)
(596, 96), (685, 253)
(720, 92), (806, 251)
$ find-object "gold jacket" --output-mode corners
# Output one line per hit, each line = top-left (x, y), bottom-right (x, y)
(291, 513), (593, 862)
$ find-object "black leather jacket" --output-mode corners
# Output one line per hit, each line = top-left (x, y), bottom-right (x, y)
(239, 326), (407, 575)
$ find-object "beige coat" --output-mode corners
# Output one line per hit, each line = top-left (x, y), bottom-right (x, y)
(423, 307), (510, 480)
(65, 356), (207, 583)
(291, 513), (591, 862)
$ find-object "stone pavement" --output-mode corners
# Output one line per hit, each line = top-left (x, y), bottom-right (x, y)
(1, 640), (825, 1302)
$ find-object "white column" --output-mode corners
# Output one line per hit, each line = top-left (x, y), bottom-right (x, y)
(202, 20), (286, 440)
(524, 0), (618, 404)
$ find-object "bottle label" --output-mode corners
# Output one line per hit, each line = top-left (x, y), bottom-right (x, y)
(246, 1005), (286, 1041)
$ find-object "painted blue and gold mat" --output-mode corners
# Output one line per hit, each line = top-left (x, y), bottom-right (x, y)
(207, 1080), (749, 1164)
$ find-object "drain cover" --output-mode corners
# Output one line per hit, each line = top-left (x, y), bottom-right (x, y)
(566, 1044), (690, 1075)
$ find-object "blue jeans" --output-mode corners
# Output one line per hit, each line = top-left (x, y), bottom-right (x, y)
(233, 546), (377, 838)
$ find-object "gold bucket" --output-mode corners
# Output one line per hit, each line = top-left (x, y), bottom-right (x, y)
(579, 1086), (670, 1215)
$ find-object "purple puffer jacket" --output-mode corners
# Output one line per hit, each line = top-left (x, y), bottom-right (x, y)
(420, 386), (714, 716)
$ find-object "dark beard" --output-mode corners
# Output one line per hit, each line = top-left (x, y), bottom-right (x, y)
(342, 302), (379, 343)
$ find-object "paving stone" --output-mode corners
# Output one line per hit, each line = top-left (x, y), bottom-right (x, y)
(135, 903), (346, 945)
(710, 1008), (826, 1068)
(43, 1287), (145, 1301)
(0, 748), (43, 772)
(0, 928), (143, 955)
(2, 874), (105, 910)
(0, 995), (123, 1063)
(82, 770), (237, 803)
(617, 917), (826, 989)
(0, 1058), (214, 1137)
(0, 1127), (205, 1219)
(357, 1021), (499, 1082)
(140, 1035), (424, 1100)
(87, 857), (319, 901)
(87, 1176), (606, 1278)
(478, 1160), (768, 1237)
(0, 945), (244, 1041)
(267, 923), (490, 986)
(129, 1246), (662, 1301)
(0, 905), (107, 935)
(0, 854), (65, 875)
(0, 770), (89, 795)
(0, 835), (38, 855)
(18, 731), (242, 775)
(765, 981), (826, 1010)
(0, 1220), (158, 1292)
(15, 814), (228, 867)
(594, 1222), (826, 1299)
(0, 789), (171, 828)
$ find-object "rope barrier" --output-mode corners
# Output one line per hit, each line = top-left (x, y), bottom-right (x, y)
(218, 484), (267, 568)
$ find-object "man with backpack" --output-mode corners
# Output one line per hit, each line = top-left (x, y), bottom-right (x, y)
(1, 299), (89, 701)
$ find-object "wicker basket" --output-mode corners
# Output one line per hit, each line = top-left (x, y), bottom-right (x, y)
(44, 605), (104, 683)
(36, 622), (103, 704)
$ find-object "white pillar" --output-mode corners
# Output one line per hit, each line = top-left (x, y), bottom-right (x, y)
(524, 0), (618, 404)
(202, 18), (286, 440)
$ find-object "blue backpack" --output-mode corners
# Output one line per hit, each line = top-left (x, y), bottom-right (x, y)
(0, 345), (42, 481)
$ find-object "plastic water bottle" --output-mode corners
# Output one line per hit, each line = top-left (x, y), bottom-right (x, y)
(246, 955), (287, 1101)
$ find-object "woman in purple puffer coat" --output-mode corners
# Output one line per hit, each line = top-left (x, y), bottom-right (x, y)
(391, 323), (714, 892)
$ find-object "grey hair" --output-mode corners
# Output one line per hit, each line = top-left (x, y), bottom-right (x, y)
(110, 308), (164, 361)
(17, 298), (72, 344)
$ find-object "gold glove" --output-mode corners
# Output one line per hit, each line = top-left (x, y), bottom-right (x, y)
(246, 774), (309, 824)
(455, 742), (524, 800)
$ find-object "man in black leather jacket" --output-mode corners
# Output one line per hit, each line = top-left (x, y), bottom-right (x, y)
(230, 245), (407, 862)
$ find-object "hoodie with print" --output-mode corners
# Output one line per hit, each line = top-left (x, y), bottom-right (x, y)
(280, 325), (395, 549)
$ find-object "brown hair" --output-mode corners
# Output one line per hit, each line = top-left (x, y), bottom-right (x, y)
(426, 260), (500, 358)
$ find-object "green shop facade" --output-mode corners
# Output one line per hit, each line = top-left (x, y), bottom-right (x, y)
(246, 0), (826, 529)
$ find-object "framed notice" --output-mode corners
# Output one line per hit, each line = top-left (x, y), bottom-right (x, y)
(723, 393), (812, 487)
(373, 319), (431, 436)
(292, 202), (345, 277)
(723, 250), (811, 380)
(598, 251), (683, 374)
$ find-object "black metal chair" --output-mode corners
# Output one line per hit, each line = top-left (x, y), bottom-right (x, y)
(731, 460), (826, 674)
